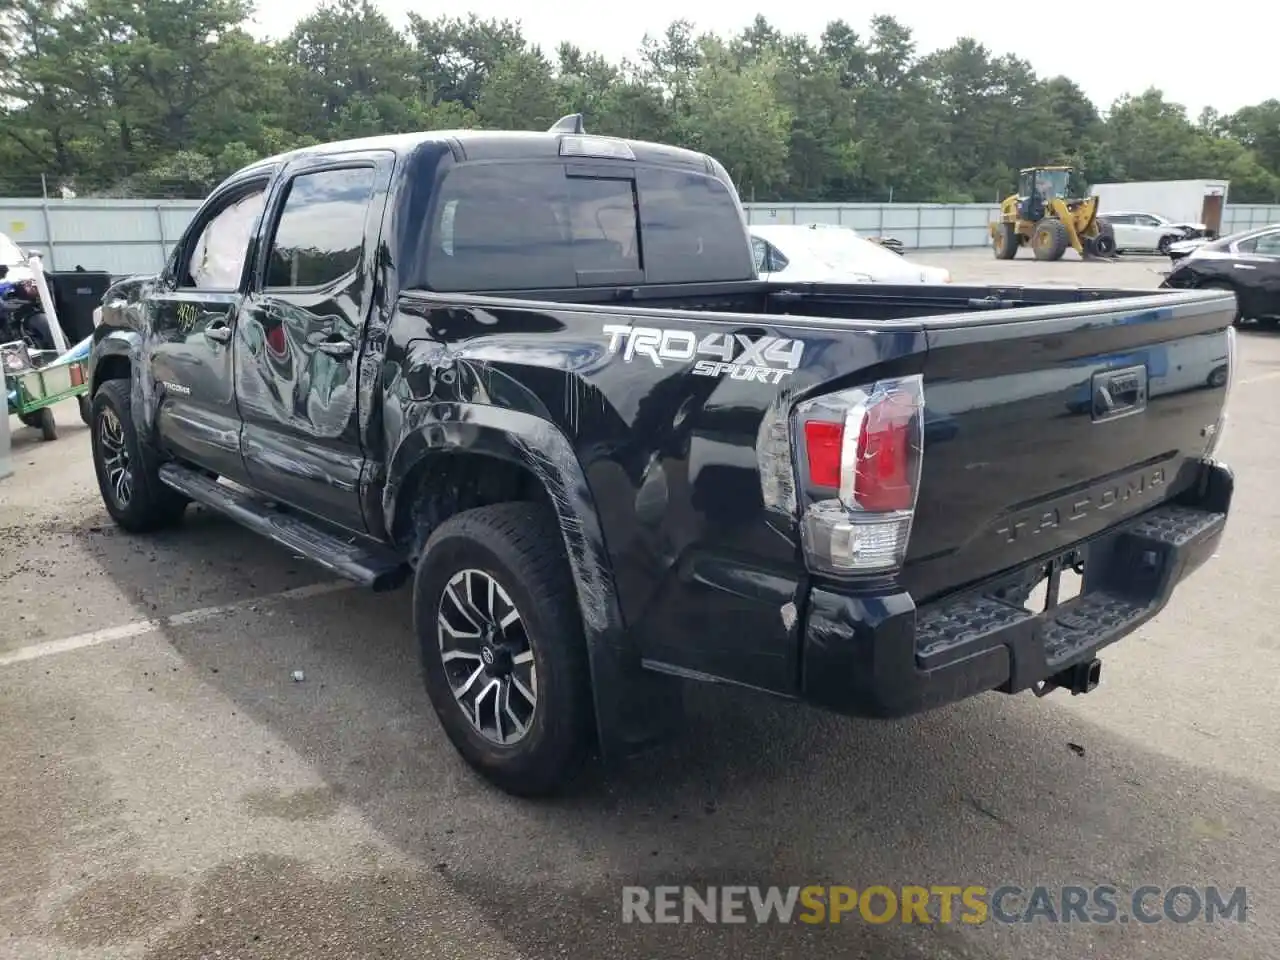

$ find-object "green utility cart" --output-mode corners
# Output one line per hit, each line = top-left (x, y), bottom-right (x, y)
(4, 340), (92, 442)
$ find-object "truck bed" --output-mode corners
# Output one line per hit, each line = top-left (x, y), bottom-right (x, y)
(398, 280), (1233, 625)
(451, 277), (1167, 319)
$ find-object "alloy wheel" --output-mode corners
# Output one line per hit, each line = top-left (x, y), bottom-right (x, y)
(98, 407), (133, 507)
(437, 568), (537, 746)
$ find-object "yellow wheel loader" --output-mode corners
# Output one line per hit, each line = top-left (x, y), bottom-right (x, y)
(989, 166), (1116, 262)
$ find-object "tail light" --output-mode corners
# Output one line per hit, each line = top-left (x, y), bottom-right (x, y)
(791, 374), (925, 575)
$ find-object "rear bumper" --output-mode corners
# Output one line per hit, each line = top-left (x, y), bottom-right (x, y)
(800, 459), (1233, 718)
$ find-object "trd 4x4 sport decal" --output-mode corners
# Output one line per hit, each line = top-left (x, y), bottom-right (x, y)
(602, 324), (804, 384)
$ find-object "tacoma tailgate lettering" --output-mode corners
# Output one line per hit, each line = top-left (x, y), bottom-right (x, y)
(995, 467), (1167, 544)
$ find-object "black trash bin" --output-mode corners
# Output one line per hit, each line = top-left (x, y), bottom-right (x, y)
(46, 270), (114, 343)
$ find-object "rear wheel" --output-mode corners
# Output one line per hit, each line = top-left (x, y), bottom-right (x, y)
(414, 501), (593, 797)
(1032, 220), (1070, 261)
(993, 222), (1018, 260)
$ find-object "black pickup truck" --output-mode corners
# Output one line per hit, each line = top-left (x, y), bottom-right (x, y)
(86, 117), (1237, 796)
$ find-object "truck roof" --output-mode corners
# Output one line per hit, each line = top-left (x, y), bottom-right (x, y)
(242, 129), (719, 176)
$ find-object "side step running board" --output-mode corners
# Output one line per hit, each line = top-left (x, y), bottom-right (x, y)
(158, 463), (409, 592)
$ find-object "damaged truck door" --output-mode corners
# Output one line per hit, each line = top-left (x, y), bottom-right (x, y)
(148, 174), (269, 483)
(234, 157), (389, 533)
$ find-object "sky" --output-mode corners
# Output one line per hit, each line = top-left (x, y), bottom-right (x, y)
(245, 1), (1267, 119)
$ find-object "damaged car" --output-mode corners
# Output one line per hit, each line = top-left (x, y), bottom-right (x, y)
(1161, 223), (1280, 326)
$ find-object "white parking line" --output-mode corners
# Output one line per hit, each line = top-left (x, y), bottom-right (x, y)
(0, 580), (355, 668)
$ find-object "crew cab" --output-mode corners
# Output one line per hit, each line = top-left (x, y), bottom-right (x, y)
(86, 117), (1237, 796)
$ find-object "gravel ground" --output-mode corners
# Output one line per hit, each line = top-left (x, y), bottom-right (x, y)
(2, 255), (1276, 960)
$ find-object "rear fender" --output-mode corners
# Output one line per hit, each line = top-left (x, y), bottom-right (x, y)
(383, 401), (683, 761)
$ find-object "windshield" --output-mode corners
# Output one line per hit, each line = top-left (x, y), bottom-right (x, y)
(0, 233), (26, 267)
(1032, 170), (1070, 199)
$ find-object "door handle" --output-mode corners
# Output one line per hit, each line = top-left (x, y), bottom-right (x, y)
(316, 338), (354, 358)
(204, 322), (232, 343)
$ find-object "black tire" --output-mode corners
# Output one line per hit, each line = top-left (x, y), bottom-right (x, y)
(77, 394), (91, 426)
(18, 406), (58, 439)
(1158, 234), (1174, 255)
(90, 379), (188, 532)
(37, 406), (57, 441)
(1032, 219), (1070, 261)
(993, 222), (1018, 260)
(413, 501), (593, 797)
(1092, 221), (1117, 257)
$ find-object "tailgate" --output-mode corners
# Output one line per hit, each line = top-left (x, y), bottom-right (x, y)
(902, 291), (1234, 602)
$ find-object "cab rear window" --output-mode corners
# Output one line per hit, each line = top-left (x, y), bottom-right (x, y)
(424, 161), (753, 291)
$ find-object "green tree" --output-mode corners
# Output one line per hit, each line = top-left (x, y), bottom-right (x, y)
(475, 47), (563, 130)
(0, 5), (1278, 204)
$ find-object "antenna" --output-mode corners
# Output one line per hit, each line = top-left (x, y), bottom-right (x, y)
(548, 113), (585, 134)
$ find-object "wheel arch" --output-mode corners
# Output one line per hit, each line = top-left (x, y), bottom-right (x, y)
(89, 331), (139, 397)
(384, 402), (683, 760)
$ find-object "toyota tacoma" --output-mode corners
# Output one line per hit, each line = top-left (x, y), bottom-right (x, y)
(85, 117), (1237, 796)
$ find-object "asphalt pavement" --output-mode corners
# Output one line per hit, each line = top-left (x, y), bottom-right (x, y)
(2, 252), (1276, 959)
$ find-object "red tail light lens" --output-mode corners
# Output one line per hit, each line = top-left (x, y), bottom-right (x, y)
(853, 390), (917, 512)
(790, 374), (925, 576)
(803, 420), (844, 489)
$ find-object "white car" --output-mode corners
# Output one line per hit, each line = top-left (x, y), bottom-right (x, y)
(749, 224), (951, 284)
(1096, 211), (1204, 256)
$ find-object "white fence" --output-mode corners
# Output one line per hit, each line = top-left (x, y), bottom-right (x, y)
(0, 196), (1277, 275)
(742, 202), (1280, 249)
(0, 198), (202, 276)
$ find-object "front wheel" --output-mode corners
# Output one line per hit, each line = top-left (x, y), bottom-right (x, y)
(413, 501), (593, 797)
(90, 379), (188, 532)
(1158, 235), (1174, 255)
(1032, 220), (1070, 261)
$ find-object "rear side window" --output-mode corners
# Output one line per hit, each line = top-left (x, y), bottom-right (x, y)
(264, 167), (376, 289)
(426, 164), (638, 292)
(424, 161), (753, 292)
(635, 167), (754, 283)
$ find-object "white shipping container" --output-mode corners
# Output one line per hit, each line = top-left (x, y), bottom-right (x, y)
(1088, 179), (1230, 234)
